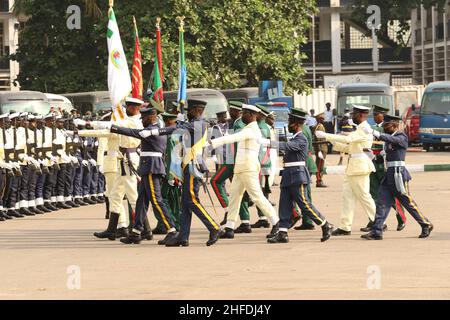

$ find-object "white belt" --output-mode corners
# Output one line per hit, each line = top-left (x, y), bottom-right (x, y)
(387, 161), (406, 168)
(284, 161), (306, 168)
(349, 153), (367, 159)
(141, 151), (163, 157)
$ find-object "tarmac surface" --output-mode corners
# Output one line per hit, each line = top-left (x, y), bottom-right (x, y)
(0, 151), (449, 300)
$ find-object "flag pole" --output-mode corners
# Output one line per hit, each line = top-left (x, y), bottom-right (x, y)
(177, 16), (185, 114)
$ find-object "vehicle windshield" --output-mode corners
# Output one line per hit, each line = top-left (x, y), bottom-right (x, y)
(269, 108), (289, 123)
(2, 101), (51, 115)
(49, 102), (73, 112)
(337, 95), (393, 115)
(202, 97), (228, 120)
(95, 101), (113, 111)
(421, 92), (450, 115)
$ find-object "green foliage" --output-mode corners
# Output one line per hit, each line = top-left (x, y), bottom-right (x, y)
(12, 0), (316, 94)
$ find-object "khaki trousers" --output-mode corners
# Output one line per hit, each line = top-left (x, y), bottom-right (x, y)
(108, 166), (138, 228)
(104, 171), (126, 227)
(227, 171), (276, 224)
(340, 174), (376, 231)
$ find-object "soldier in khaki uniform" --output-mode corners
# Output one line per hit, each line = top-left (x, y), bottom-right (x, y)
(316, 105), (376, 235)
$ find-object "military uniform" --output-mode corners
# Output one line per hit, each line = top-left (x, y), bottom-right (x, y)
(312, 114), (328, 188)
(362, 115), (433, 239)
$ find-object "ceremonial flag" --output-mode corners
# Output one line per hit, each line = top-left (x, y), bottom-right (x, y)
(177, 17), (187, 112)
(107, 3), (130, 121)
(151, 18), (164, 105)
(131, 16), (143, 100)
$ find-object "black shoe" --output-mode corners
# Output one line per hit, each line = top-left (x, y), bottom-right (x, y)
(141, 230), (153, 241)
(158, 231), (178, 245)
(220, 212), (228, 226)
(0, 215), (4, 222)
(120, 231), (142, 244)
(331, 228), (351, 236)
(8, 210), (25, 218)
(20, 208), (35, 216)
(66, 201), (80, 208)
(37, 205), (51, 213)
(84, 198), (97, 205)
(383, 224), (388, 231)
(152, 227), (168, 235)
(75, 199), (88, 206)
(220, 227), (234, 239)
(165, 236), (189, 247)
(234, 223), (252, 234)
(266, 222), (279, 239)
(90, 196), (101, 204)
(45, 203), (58, 211)
(0, 211), (13, 220)
(94, 212), (120, 241)
(419, 223), (433, 238)
(251, 219), (270, 229)
(294, 223), (315, 231)
(360, 221), (374, 232)
(30, 207), (45, 215)
(116, 227), (129, 238)
(361, 232), (383, 240)
(397, 222), (406, 231)
(207, 229), (221, 246)
(56, 202), (72, 210)
(96, 196), (105, 203)
(267, 231), (289, 243)
(289, 215), (301, 229)
(321, 222), (332, 242)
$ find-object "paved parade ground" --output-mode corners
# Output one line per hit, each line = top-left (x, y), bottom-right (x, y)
(0, 151), (449, 300)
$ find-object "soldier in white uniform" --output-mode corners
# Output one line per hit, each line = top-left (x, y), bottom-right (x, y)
(316, 105), (376, 235)
(209, 104), (280, 240)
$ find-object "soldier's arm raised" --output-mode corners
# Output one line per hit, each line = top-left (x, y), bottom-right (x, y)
(211, 127), (252, 149)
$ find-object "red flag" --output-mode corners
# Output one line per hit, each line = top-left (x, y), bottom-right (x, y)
(131, 16), (143, 100)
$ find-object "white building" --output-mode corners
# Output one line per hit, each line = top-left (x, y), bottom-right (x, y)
(0, 0), (20, 91)
(411, 2), (450, 84)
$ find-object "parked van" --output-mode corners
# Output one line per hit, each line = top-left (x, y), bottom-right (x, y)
(45, 93), (74, 113)
(0, 91), (51, 115)
(63, 91), (112, 115)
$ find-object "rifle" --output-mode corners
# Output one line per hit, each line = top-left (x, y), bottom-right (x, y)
(12, 118), (23, 177)
(2, 125), (14, 177)
(24, 115), (41, 174)
(51, 115), (62, 170)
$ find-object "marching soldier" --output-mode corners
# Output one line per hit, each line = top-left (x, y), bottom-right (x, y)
(54, 116), (74, 209)
(360, 105), (407, 232)
(34, 115), (52, 213)
(259, 108), (333, 243)
(109, 107), (178, 245)
(210, 104), (280, 240)
(139, 99), (222, 247)
(361, 115), (433, 240)
(316, 105), (376, 236)
(0, 114), (14, 220)
(312, 113), (328, 188)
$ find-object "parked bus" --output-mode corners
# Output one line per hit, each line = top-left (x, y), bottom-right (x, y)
(419, 81), (450, 151)
(63, 91), (112, 115)
(0, 91), (51, 115)
(336, 83), (394, 127)
(164, 88), (228, 122)
(45, 93), (74, 113)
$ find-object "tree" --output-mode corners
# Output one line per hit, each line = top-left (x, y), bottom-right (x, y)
(12, 0), (316, 94)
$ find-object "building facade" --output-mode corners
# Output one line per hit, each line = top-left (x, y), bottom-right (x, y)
(411, 2), (450, 85)
(303, 0), (412, 88)
(0, 0), (20, 91)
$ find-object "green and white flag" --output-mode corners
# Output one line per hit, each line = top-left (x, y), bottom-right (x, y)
(107, 7), (131, 111)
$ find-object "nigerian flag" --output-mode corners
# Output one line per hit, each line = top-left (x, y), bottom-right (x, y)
(107, 7), (131, 109)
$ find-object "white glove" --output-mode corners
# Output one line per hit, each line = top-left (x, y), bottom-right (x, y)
(94, 121), (112, 130)
(373, 130), (381, 138)
(13, 163), (21, 170)
(27, 138), (34, 144)
(74, 119), (86, 127)
(99, 165), (104, 174)
(362, 126), (373, 135)
(176, 113), (185, 122)
(315, 131), (327, 139)
(0, 162), (5, 169)
(62, 155), (71, 163)
(380, 150), (386, 157)
(168, 179), (175, 187)
(3, 163), (13, 170)
(139, 130), (152, 138)
(65, 131), (74, 137)
(348, 119), (356, 127)
(89, 159), (97, 166)
(82, 160), (89, 167)
(364, 150), (375, 160)
(318, 151), (324, 160)
(50, 156), (58, 163)
(257, 138), (271, 147)
(71, 156), (78, 163)
(211, 155), (218, 164)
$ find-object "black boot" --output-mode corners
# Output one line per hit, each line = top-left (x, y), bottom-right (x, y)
(0, 215), (4, 222)
(220, 212), (228, 226)
(251, 219), (270, 229)
(84, 197), (97, 205)
(294, 222), (315, 230)
(321, 222), (332, 242)
(20, 208), (35, 216)
(93, 212), (120, 240)
(234, 223), (252, 234)
(361, 232), (383, 240)
(266, 222), (279, 239)
(0, 211), (13, 220)
(152, 226), (168, 235)
(116, 227), (129, 238)
(97, 195), (105, 202)
(75, 198), (88, 206)
(206, 229), (221, 246)
(104, 197), (110, 219)
(397, 222), (406, 231)
(267, 231), (289, 243)
(360, 221), (373, 232)
(30, 207), (45, 215)
(56, 202), (72, 210)
(220, 227), (234, 239)
(8, 210), (25, 218)
(419, 223), (433, 238)
(120, 231), (142, 244)
(289, 215), (301, 229)
(45, 203), (58, 211)
(165, 235), (189, 247)
(158, 231), (178, 245)
(141, 216), (153, 240)
(37, 205), (51, 213)
(331, 228), (351, 236)
(66, 201), (80, 208)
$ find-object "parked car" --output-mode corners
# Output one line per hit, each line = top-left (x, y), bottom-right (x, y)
(0, 91), (51, 115)
(402, 104), (421, 144)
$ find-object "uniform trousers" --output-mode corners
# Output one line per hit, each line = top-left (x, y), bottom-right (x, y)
(82, 164), (93, 197)
(90, 166), (99, 196)
(373, 182), (431, 236)
(35, 172), (46, 206)
(0, 170), (6, 210)
(5, 174), (19, 210)
(44, 167), (57, 203)
(73, 165), (84, 198)
(104, 171), (126, 226)
(340, 174), (376, 231)
(179, 168), (220, 241)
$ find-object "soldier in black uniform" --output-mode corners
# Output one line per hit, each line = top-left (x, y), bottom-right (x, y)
(138, 100), (222, 247)
(109, 107), (178, 245)
(259, 108), (333, 243)
(361, 115), (433, 240)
